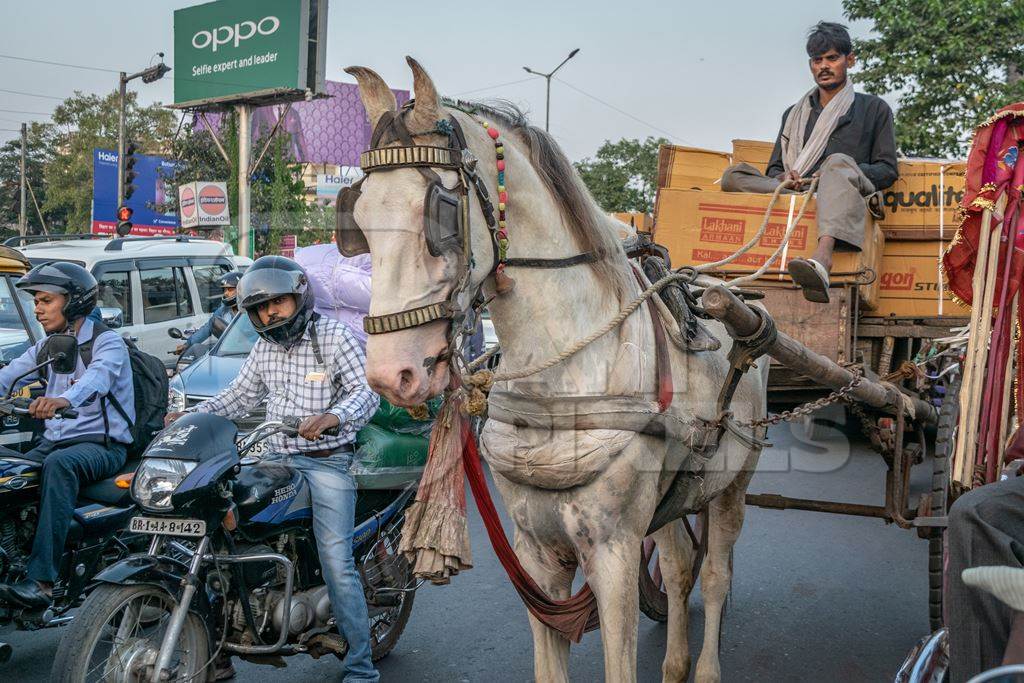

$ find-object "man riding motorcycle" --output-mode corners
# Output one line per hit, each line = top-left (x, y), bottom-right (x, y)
(165, 255), (381, 682)
(0, 262), (134, 609)
(175, 269), (242, 354)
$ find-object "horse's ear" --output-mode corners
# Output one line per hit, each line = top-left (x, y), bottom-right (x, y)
(405, 56), (443, 134)
(344, 66), (396, 130)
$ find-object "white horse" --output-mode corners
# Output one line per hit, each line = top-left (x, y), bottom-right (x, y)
(345, 57), (769, 683)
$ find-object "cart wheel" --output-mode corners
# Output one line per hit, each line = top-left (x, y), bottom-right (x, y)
(639, 512), (707, 622)
(928, 367), (961, 631)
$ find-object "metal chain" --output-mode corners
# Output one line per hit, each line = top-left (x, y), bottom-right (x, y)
(735, 369), (864, 429)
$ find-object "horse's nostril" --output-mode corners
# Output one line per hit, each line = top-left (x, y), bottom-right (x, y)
(398, 368), (415, 395)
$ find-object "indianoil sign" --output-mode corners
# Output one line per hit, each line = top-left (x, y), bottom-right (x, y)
(173, 0), (328, 107)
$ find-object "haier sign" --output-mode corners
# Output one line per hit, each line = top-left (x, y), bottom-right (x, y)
(92, 149), (179, 236)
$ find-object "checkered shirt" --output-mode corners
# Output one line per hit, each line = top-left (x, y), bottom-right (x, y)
(191, 316), (380, 453)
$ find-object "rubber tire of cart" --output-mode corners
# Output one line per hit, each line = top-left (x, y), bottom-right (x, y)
(928, 365), (961, 632)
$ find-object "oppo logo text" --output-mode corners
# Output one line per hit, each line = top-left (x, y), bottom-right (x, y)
(192, 16), (280, 52)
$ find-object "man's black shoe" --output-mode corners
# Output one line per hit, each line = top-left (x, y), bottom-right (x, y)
(0, 579), (51, 609)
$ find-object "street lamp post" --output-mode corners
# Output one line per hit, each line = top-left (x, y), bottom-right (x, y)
(117, 55), (171, 209)
(523, 48), (580, 132)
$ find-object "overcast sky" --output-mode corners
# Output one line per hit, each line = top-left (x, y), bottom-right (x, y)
(0, 0), (879, 161)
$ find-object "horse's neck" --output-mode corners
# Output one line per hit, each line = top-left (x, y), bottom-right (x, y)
(485, 203), (640, 396)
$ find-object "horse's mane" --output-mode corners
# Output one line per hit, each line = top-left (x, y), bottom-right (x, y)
(455, 99), (632, 301)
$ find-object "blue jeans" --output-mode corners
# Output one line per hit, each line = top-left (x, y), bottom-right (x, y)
(263, 451), (379, 683)
(26, 438), (127, 583)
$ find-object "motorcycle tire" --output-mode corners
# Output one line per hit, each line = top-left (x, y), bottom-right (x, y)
(369, 587), (416, 662)
(51, 583), (210, 683)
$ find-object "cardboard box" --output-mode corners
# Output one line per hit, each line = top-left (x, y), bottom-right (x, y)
(878, 159), (966, 240)
(874, 240), (968, 319)
(657, 145), (732, 191)
(652, 188), (882, 308)
(732, 139), (775, 174)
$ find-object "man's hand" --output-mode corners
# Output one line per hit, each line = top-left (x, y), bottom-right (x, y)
(165, 411), (186, 427)
(29, 397), (71, 420)
(298, 413), (341, 441)
(175, 343), (187, 354)
(781, 169), (802, 187)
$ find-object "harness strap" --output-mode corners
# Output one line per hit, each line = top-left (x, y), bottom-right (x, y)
(503, 250), (606, 269)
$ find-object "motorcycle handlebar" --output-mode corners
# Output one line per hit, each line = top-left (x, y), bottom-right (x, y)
(0, 397), (78, 420)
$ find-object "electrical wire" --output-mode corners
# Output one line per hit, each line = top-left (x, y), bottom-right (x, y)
(0, 87), (65, 101)
(553, 76), (691, 144)
(0, 53), (119, 74)
(454, 77), (536, 97)
(0, 108), (51, 116)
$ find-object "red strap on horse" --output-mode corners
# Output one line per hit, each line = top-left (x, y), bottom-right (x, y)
(460, 415), (600, 642)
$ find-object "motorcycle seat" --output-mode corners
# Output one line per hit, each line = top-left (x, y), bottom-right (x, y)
(78, 458), (140, 506)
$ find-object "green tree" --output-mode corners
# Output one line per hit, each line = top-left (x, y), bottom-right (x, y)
(575, 136), (668, 213)
(844, 0), (1024, 157)
(163, 115), (317, 255)
(42, 90), (177, 231)
(0, 122), (54, 236)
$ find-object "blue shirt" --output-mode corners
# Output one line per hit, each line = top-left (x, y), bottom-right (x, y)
(186, 304), (235, 349)
(0, 318), (135, 444)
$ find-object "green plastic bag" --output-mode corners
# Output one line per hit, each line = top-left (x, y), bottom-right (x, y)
(354, 423), (430, 469)
(369, 397), (442, 435)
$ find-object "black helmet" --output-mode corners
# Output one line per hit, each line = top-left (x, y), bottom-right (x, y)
(236, 256), (314, 348)
(219, 270), (243, 307)
(17, 261), (98, 323)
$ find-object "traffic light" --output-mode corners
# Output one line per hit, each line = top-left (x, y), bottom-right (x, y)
(116, 205), (133, 237)
(123, 142), (138, 201)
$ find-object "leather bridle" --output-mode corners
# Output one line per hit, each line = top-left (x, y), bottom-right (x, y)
(339, 102), (604, 368)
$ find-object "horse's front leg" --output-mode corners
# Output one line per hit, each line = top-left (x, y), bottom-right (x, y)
(582, 536), (644, 683)
(512, 529), (575, 682)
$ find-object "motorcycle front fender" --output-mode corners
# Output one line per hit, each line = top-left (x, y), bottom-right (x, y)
(91, 554), (217, 625)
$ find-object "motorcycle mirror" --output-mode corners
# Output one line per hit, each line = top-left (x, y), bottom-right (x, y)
(210, 316), (228, 338)
(46, 334), (79, 374)
(167, 327), (184, 339)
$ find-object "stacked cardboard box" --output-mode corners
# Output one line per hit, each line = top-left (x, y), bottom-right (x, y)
(652, 141), (969, 319)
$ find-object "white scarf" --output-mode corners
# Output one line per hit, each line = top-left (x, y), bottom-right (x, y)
(781, 78), (856, 176)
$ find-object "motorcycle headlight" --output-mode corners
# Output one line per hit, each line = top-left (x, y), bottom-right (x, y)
(168, 385), (186, 413)
(132, 458), (196, 511)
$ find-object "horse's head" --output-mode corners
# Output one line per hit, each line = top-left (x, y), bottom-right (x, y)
(343, 58), (498, 406)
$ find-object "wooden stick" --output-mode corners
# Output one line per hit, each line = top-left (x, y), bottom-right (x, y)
(971, 225), (1003, 481)
(998, 293), (1018, 468)
(954, 209), (995, 488)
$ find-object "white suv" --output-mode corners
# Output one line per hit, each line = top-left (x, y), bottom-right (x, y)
(14, 235), (252, 360)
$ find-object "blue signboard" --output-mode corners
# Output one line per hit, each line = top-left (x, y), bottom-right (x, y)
(92, 149), (179, 235)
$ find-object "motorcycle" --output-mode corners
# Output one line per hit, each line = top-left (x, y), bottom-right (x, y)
(0, 333), (141, 662)
(53, 411), (419, 682)
(166, 316), (229, 374)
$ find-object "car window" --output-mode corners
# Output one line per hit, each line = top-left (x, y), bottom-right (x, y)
(141, 266), (194, 324)
(0, 279), (44, 364)
(214, 312), (258, 357)
(193, 264), (230, 313)
(96, 271), (133, 325)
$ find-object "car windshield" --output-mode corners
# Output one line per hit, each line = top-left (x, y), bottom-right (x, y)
(213, 312), (259, 357)
(0, 275), (43, 365)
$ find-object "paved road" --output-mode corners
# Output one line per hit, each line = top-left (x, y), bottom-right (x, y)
(3, 420), (933, 681)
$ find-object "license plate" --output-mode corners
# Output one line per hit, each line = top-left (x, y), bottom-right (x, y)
(130, 516), (206, 537)
(242, 437), (271, 457)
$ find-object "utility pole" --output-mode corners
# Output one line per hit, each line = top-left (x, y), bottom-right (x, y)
(523, 49), (580, 132)
(237, 104), (251, 258)
(19, 123), (26, 237)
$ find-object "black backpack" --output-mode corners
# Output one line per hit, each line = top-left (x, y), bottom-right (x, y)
(79, 322), (169, 456)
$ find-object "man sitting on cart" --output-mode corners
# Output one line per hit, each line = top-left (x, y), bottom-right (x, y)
(721, 21), (897, 304)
